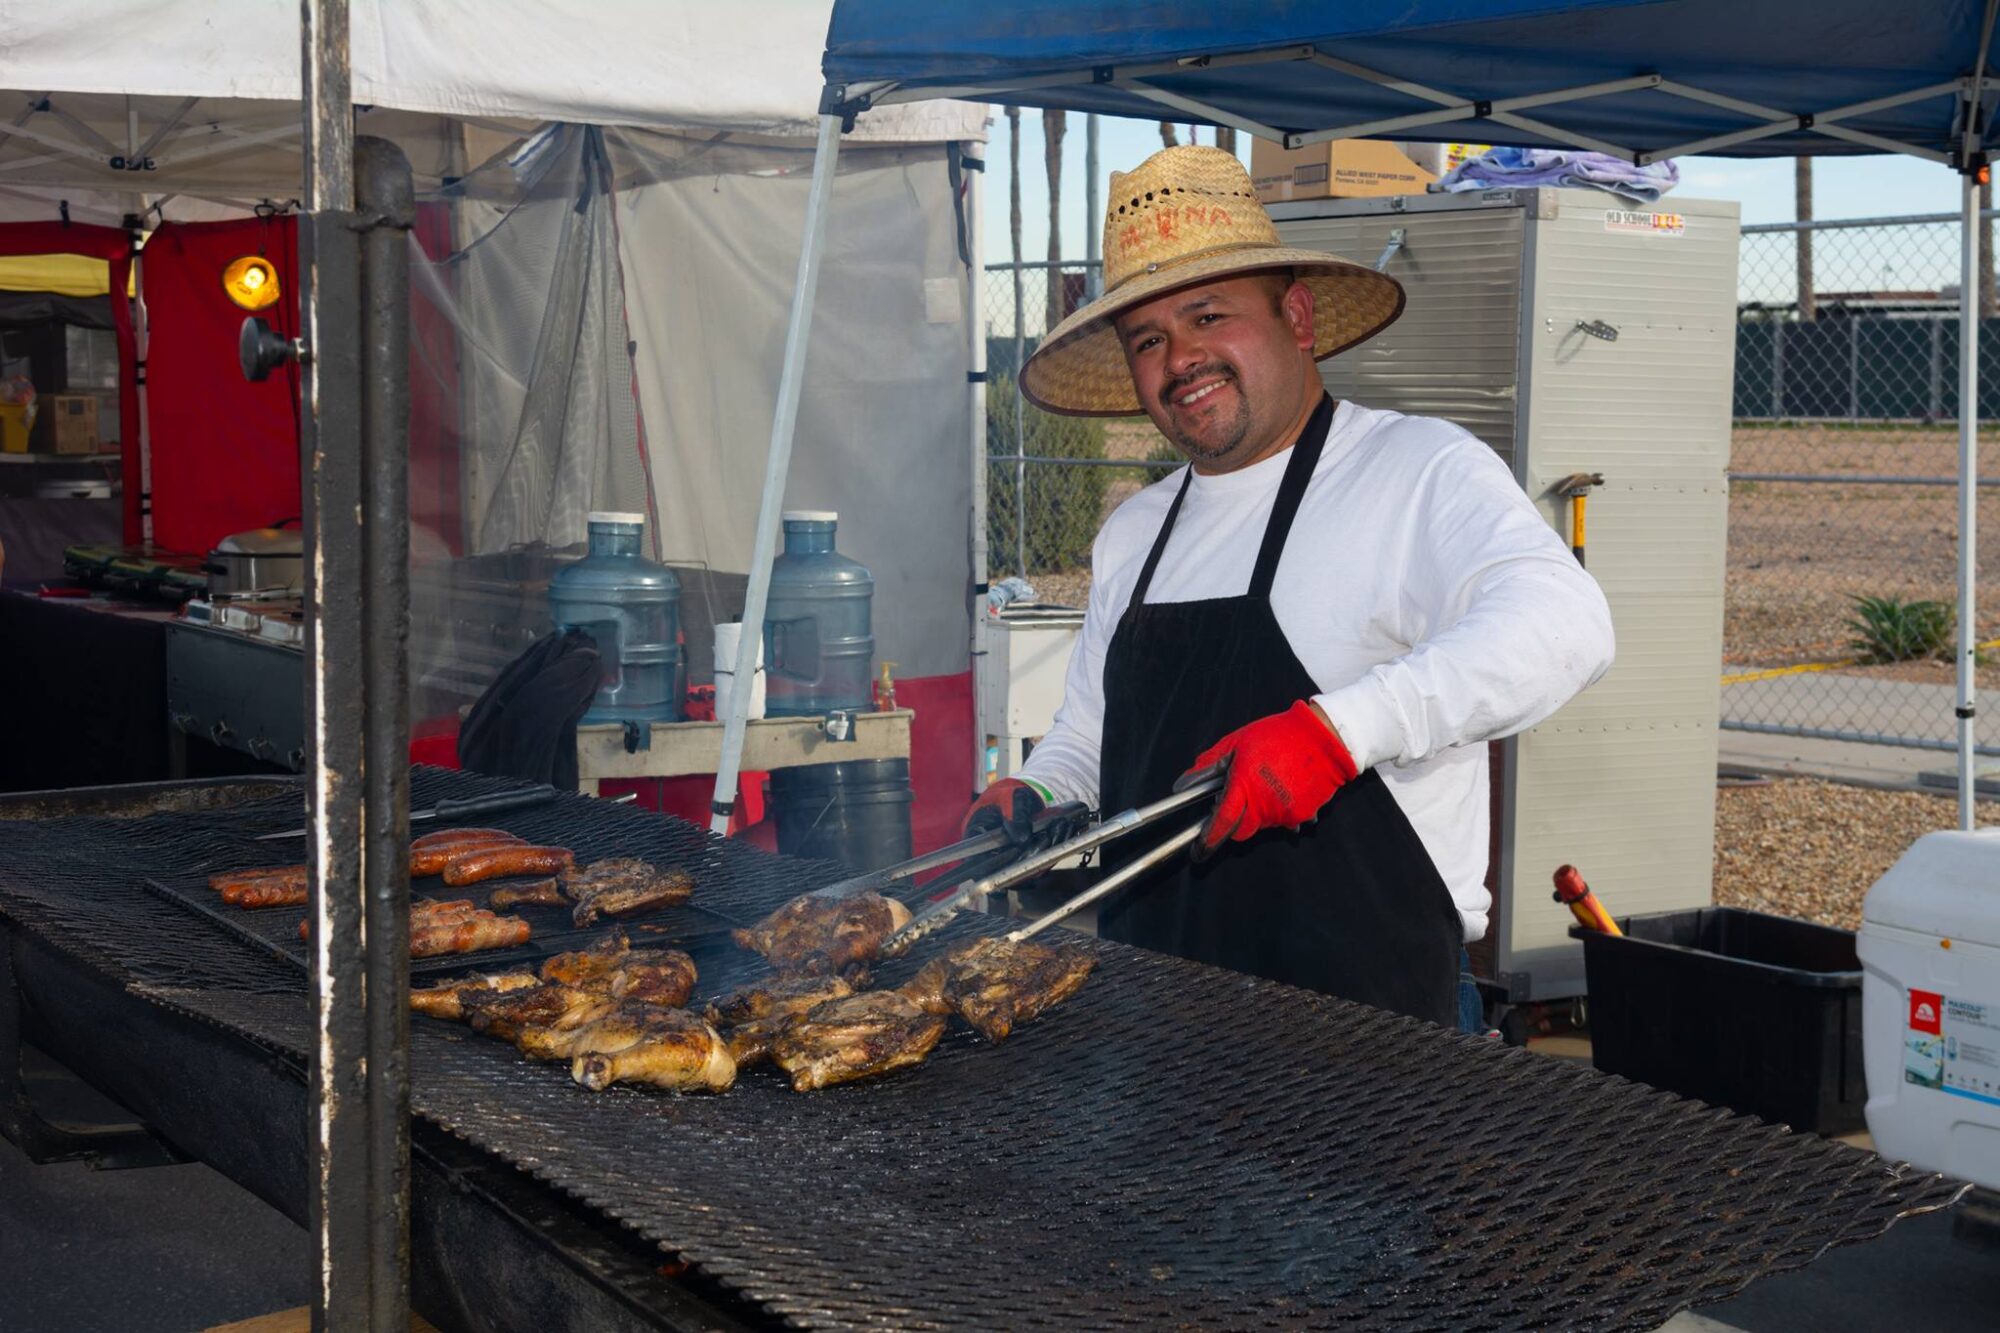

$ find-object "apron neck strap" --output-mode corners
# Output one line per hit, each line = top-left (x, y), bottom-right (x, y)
(1128, 394), (1337, 612)
(1248, 393), (1336, 600)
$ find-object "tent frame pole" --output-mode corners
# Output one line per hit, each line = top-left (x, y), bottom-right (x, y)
(710, 113), (844, 835)
(1960, 171), (1980, 831)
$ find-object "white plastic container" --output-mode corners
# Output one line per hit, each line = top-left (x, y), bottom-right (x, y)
(1858, 829), (2000, 1187)
(712, 621), (765, 722)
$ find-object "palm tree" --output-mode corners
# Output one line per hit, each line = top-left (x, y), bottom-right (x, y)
(1795, 157), (1816, 322)
(1044, 110), (1067, 331)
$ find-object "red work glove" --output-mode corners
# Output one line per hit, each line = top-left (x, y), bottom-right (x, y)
(1185, 700), (1359, 856)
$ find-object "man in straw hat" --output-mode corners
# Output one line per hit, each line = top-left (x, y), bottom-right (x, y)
(967, 146), (1615, 1027)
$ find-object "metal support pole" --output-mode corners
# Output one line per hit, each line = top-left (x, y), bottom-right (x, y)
(710, 114), (844, 835)
(966, 145), (990, 791)
(356, 133), (414, 1333)
(300, 3), (409, 1327)
(1959, 172), (1981, 830)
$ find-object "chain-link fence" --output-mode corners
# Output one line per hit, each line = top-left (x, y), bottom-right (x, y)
(1726, 212), (1999, 756)
(985, 259), (1176, 608)
(985, 218), (1997, 756)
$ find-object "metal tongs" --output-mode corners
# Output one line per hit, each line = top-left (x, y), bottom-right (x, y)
(883, 763), (1226, 955)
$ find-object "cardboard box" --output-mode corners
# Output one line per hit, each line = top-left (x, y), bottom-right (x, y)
(1399, 141), (1492, 179)
(1250, 138), (1438, 204)
(45, 393), (99, 455)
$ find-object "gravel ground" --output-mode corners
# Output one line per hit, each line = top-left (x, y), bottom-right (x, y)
(1713, 775), (2000, 930)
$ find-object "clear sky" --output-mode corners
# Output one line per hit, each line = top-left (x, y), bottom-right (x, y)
(981, 110), (1971, 269)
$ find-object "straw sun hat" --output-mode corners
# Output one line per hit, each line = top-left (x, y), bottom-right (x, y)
(1018, 145), (1405, 417)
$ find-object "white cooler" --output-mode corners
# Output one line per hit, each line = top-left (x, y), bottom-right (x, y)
(1858, 829), (2000, 1186)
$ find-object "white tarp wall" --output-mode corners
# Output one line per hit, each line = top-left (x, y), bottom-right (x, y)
(607, 129), (977, 678)
(0, 25), (986, 694)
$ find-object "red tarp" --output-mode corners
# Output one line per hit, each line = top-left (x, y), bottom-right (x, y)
(0, 221), (140, 541)
(142, 217), (301, 553)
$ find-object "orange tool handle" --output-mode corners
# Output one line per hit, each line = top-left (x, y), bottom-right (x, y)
(1553, 864), (1622, 936)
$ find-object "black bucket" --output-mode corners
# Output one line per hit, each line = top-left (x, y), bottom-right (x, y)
(769, 759), (913, 874)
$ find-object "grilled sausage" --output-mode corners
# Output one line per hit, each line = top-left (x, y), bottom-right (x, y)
(409, 829), (526, 877)
(221, 877), (309, 909)
(412, 826), (524, 851)
(441, 845), (575, 887)
(208, 865), (306, 894)
(411, 913), (533, 958)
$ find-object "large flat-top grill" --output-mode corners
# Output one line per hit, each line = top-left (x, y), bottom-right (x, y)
(0, 771), (1964, 1330)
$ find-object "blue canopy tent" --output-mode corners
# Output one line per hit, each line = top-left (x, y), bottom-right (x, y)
(710, 0), (2000, 832)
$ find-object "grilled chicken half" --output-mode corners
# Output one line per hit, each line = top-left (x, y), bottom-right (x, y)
(704, 974), (856, 1067)
(902, 937), (1096, 1044)
(769, 991), (947, 1092)
(570, 1004), (736, 1094)
(731, 892), (912, 977)
(409, 970), (540, 1021)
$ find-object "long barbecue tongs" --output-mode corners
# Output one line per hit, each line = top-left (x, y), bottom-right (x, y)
(805, 798), (1092, 903)
(883, 763), (1225, 955)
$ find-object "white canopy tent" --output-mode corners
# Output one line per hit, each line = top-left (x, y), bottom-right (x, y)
(0, 1), (989, 781)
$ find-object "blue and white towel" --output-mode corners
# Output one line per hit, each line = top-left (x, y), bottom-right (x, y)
(1435, 147), (1679, 203)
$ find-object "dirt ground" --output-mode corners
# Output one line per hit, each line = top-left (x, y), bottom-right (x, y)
(1713, 774), (2000, 930)
(1726, 425), (2000, 675)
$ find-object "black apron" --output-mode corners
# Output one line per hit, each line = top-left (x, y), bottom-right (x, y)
(1096, 395), (1463, 1026)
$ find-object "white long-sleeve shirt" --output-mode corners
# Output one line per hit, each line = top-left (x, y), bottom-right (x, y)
(1017, 400), (1616, 942)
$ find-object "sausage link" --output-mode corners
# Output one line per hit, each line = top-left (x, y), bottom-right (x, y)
(411, 830), (527, 877)
(440, 845), (575, 887)
(222, 877), (309, 909)
(209, 865), (306, 894)
(411, 827), (526, 852)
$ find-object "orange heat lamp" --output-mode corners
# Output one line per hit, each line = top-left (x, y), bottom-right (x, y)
(222, 254), (281, 311)
(1553, 864), (1622, 936)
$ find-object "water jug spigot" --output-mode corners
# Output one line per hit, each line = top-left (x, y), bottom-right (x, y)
(822, 709), (859, 742)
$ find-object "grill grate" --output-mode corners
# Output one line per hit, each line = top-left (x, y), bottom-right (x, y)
(0, 772), (1967, 1330)
(2, 768), (838, 979)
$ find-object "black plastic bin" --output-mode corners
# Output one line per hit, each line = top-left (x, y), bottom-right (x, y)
(1574, 907), (1864, 1134)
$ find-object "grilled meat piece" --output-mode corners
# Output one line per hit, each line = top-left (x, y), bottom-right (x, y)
(731, 892), (912, 976)
(768, 991), (948, 1092)
(464, 982), (614, 1044)
(707, 974), (856, 1069)
(902, 937), (1095, 1043)
(442, 844), (575, 886)
(409, 970), (539, 1022)
(722, 1014), (792, 1068)
(221, 875), (309, 909)
(539, 931), (632, 986)
(211, 866), (308, 907)
(565, 859), (695, 926)
(413, 897), (479, 919)
(570, 1005), (735, 1093)
(411, 911), (532, 958)
(704, 973), (854, 1028)
(489, 877), (567, 910)
(410, 828), (525, 877)
(603, 951), (698, 1007)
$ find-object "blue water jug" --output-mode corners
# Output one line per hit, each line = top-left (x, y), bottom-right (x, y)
(765, 510), (873, 717)
(548, 512), (684, 724)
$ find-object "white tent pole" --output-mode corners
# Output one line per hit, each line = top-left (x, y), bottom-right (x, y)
(1959, 169), (1981, 831)
(967, 140), (990, 794)
(710, 112), (844, 835)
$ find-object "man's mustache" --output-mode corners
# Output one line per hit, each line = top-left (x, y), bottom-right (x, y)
(1161, 363), (1236, 409)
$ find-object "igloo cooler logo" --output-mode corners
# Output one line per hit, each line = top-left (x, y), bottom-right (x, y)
(1910, 990), (1944, 1035)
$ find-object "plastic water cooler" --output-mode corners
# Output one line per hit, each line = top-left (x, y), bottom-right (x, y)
(547, 512), (685, 725)
(1858, 829), (2000, 1187)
